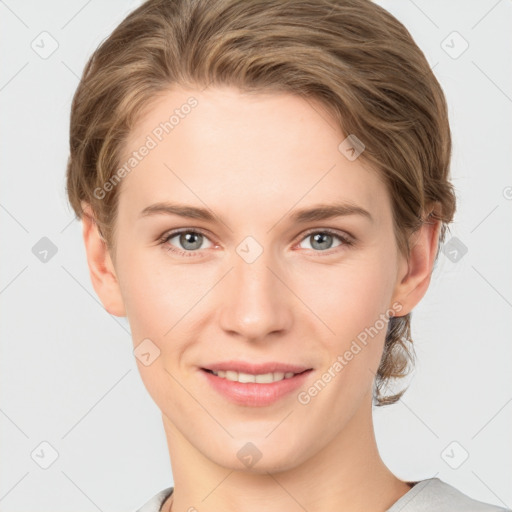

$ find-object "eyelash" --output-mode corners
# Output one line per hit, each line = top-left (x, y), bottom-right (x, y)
(157, 227), (355, 258)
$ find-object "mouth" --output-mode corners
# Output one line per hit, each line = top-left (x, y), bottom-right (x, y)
(202, 368), (308, 384)
(199, 363), (313, 407)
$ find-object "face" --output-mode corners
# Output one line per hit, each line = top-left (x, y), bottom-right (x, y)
(93, 85), (424, 472)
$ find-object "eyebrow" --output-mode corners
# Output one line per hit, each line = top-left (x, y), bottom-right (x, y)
(138, 201), (373, 224)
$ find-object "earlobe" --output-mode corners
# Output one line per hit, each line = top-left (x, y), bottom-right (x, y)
(81, 202), (126, 317)
(391, 216), (442, 316)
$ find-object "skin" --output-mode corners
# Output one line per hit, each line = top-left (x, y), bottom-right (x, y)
(81, 85), (441, 512)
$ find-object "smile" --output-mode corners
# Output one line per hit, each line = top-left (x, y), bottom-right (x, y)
(201, 368), (313, 406)
(207, 369), (299, 383)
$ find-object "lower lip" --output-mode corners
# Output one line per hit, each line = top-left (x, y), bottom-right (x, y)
(201, 369), (312, 407)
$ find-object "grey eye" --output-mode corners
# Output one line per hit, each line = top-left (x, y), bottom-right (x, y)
(178, 232), (204, 250)
(300, 232), (343, 251)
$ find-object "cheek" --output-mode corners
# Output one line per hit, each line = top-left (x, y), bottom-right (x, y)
(300, 258), (395, 336)
(293, 260), (395, 414)
(116, 253), (209, 401)
(293, 249), (397, 390)
(117, 250), (215, 343)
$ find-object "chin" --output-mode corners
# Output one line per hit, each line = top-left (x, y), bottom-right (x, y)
(203, 437), (310, 475)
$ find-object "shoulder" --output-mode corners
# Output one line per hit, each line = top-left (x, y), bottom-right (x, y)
(135, 487), (174, 512)
(387, 478), (511, 512)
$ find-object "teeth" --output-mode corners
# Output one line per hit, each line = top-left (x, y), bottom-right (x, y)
(211, 370), (297, 383)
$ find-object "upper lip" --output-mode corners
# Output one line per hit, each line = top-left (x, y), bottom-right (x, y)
(202, 361), (312, 374)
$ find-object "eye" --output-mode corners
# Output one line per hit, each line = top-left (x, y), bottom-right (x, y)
(159, 229), (214, 257)
(297, 229), (353, 253)
(158, 227), (354, 258)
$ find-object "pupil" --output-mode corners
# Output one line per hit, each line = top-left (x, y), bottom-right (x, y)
(181, 232), (202, 250)
(312, 233), (332, 250)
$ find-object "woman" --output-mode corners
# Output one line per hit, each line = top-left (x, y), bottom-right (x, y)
(65, 0), (510, 510)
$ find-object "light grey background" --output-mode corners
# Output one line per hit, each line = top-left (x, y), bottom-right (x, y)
(0, 1), (511, 511)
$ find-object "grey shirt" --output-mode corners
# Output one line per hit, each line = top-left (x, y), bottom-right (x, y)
(136, 478), (511, 512)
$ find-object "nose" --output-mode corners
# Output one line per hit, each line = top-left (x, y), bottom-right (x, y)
(218, 243), (293, 342)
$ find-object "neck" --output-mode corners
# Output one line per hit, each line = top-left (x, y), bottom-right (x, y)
(161, 392), (411, 512)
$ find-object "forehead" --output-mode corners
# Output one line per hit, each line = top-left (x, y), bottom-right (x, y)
(117, 85), (388, 224)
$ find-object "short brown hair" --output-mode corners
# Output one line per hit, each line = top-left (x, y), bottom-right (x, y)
(65, 0), (456, 406)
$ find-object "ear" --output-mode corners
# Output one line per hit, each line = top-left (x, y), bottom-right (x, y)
(81, 202), (126, 317)
(390, 214), (442, 316)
